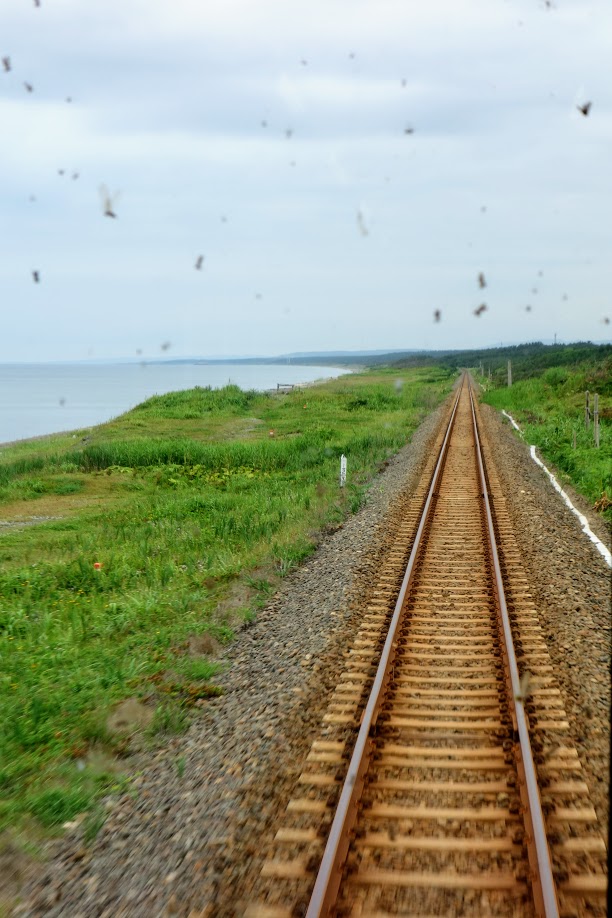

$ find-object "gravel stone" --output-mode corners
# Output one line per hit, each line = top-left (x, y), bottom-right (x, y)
(479, 402), (610, 841)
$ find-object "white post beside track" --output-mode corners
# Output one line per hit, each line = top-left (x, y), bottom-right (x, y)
(339, 454), (347, 487)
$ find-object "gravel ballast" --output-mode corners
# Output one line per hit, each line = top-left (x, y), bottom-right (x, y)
(478, 403), (611, 843)
(12, 391), (611, 917)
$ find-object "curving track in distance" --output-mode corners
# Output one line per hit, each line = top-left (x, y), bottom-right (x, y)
(247, 375), (607, 918)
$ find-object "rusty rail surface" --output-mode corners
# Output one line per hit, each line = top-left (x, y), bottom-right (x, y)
(469, 386), (559, 918)
(305, 373), (559, 917)
(304, 379), (464, 917)
(248, 373), (608, 918)
(467, 381), (558, 917)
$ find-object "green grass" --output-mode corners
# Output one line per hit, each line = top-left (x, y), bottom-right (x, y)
(480, 358), (612, 519)
(130, 383), (259, 418)
(0, 367), (453, 834)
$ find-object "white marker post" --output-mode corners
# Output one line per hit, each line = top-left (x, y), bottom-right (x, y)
(340, 454), (347, 488)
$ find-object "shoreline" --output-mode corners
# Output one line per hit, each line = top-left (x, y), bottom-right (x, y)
(263, 369), (358, 395)
(0, 370), (357, 451)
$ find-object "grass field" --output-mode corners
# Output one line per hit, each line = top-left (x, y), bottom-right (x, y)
(0, 366), (453, 837)
(481, 359), (612, 520)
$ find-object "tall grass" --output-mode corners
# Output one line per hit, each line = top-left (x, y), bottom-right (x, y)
(0, 454), (54, 487)
(76, 433), (332, 473)
(131, 384), (262, 418)
(482, 369), (611, 516)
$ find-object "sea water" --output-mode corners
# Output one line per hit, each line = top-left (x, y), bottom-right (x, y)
(0, 362), (349, 445)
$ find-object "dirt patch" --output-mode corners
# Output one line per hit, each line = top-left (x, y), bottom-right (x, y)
(221, 418), (265, 440)
(0, 516), (62, 534)
(0, 837), (37, 913)
(106, 699), (155, 736)
(186, 633), (221, 658)
(84, 748), (127, 777)
(0, 476), (123, 524)
(240, 418), (264, 433)
(214, 583), (254, 630)
(242, 564), (278, 587)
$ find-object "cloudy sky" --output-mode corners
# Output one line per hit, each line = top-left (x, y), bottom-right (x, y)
(2, 0), (611, 362)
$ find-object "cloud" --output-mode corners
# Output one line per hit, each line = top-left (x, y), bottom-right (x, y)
(1, 0), (611, 361)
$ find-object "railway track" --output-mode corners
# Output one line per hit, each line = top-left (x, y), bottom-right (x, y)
(246, 375), (607, 917)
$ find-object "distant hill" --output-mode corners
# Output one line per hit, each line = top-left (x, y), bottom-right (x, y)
(279, 349), (421, 358)
(161, 349), (456, 368)
(271, 341), (612, 375)
(160, 350), (425, 367)
(157, 341), (611, 373)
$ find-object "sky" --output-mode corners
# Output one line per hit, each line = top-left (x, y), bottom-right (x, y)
(1, 0), (611, 362)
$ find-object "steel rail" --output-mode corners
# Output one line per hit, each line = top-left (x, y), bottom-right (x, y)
(468, 379), (560, 918)
(305, 380), (464, 918)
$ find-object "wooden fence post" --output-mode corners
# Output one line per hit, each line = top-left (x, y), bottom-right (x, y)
(593, 394), (599, 448)
(585, 391), (590, 428)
